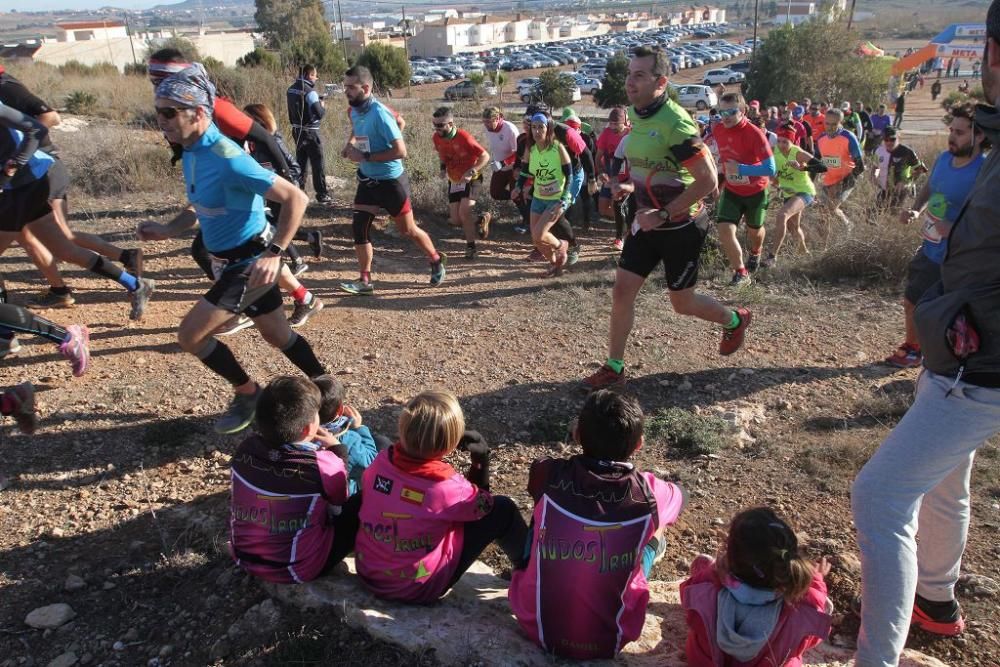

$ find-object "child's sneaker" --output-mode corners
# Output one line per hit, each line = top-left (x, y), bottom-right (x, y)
(59, 325), (90, 377)
(4, 382), (37, 434)
(911, 595), (965, 636)
(886, 342), (922, 369)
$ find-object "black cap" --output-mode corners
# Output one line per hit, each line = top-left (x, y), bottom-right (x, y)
(883, 127), (898, 140)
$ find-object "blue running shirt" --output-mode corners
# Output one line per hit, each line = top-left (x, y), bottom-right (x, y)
(349, 99), (403, 181)
(182, 123), (276, 253)
(921, 150), (985, 264)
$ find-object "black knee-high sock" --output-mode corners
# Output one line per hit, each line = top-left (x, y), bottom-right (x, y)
(0, 303), (67, 345)
(190, 231), (215, 281)
(196, 339), (251, 387)
(281, 332), (325, 378)
(551, 216), (577, 244)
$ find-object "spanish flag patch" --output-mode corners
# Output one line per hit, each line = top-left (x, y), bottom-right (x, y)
(400, 486), (425, 505)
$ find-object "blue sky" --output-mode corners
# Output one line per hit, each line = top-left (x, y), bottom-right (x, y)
(0, 0), (182, 10)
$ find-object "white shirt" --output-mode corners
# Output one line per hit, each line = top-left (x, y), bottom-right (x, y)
(875, 144), (891, 190)
(483, 119), (519, 169)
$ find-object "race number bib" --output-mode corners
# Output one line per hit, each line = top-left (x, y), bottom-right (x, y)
(537, 180), (561, 197)
(726, 173), (751, 185)
(922, 194), (949, 244)
(210, 257), (229, 281)
(354, 136), (371, 153)
(449, 180), (467, 194)
(822, 155), (842, 169)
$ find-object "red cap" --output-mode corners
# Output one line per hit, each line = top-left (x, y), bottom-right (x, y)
(776, 126), (797, 141)
(749, 100), (760, 109)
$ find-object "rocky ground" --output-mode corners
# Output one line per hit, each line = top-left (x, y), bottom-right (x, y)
(2, 69), (999, 667)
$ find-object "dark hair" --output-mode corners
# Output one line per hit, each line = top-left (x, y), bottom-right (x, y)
(255, 376), (321, 446)
(576, 390), (644, 461)
(949, 102), (991, 150)
(311, 374), (345, 424)
(300, 64), (316, 78)
(432, 106), (453, 120)
(631, 46), (671, 78)
(718, 507), (814, 603)
(989, 0), (1000, 44)
(345, 65), (373, 86)
(148, 47), (185, 63)
(719, 91), (745, 109)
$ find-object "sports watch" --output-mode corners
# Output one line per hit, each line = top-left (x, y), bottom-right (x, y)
(266, 243), (284, 257)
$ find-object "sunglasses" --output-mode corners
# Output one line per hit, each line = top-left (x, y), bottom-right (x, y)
(718, 108), (740, 118)
(155, 106), (193, 119)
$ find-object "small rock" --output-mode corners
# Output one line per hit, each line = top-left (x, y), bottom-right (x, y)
(678, 380), (693, 391)
(123, 627), (139, 642)
(209, 638), (230, 660)
(833, 552), (862, 577)
(957, 573), (999, 597)
(64, 575), (85, 592)
(112, 641), (125, 651)
(158, 645), (174, 658)
(78, 654), (92, 665)
(711, 518), (725, 526)
(25, 603), (76, 629)
(739, 368), (755, 375)
(46, 652), (77, 667)
(102, 581), (116, 591)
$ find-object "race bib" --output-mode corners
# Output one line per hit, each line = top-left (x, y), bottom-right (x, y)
(726, 173), (751, 185)
(921, 214), (944, 243)
(354, 136), (371, 153)
(210, 256), (229, 281)
(822, 155), (842, 169)
(537, 180), (561, 197)
(449, 180), (467, 194)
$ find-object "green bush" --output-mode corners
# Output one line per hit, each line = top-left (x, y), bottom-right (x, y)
(594, 53), (628, 108)
(941, 86), (986, 111)
(646, 407), (730, 457)
(58, 61), (118, 77)
(64, 90), (98, 115)
(237, 47), (281, 71)
(123, 62), (147, 77)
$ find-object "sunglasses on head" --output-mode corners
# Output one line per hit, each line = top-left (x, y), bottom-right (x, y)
(155, 106), (192, 119)
(719, 108), (740, 118)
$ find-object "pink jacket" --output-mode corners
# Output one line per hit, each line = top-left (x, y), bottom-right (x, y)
(508, 457), (684, 659)
(229, 435), (349, 584)
(355, 446), (494, 603)
(680, 556), (831, 667)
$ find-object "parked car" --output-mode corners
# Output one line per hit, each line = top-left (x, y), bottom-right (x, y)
(670, 83), (718, 110)
(702, 68), (745, 85)
(444, 79), (499, 100)
(574, 76), (603, 94)
(728, 60), (751, 73)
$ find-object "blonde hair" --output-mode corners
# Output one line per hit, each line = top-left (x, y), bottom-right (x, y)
(243, 103), (277, 133)
(398, 390), (465, 460)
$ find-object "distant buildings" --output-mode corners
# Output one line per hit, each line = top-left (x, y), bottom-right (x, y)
(773, 0), (848, 26)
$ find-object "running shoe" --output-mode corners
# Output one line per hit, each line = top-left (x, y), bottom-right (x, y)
(476, 213), (492, 240)
(719, 308), (752, 356)
(315, 193), (333, 205)
(214, 387), (261, 435)
(289, 296), (324, 328)
(886, 342), (922, 369)
(59, 324), (90, 377)
(465, 246), (478, 260)
(430, 254), (448, 286)
(761, 253), (777, 269)
(28, 289), (75, 309)
(729, 270), (751, 287)
(4, 381), (37, 435)
(129, 278), (155, 321)
(215, 315), (255, 336)
(548, 240), (569, 276)
(513, 225), (528, 235)
(121, 248), (143, 277)
(746, 253), (762, 272)
(525, 248), (545, 262)
(308, 230), (324, 259)
(290, 260), (309, 277)
(613, 238), (624, 251)
(912, 595), (965, 636)
(567, 243), (581, 266)
(339, 280), (375, 295)
(0, 334), (22, 358)
(581, 364), (626, 391)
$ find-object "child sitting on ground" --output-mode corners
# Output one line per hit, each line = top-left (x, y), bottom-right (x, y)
(680, 507), (832, 666)
(508, 390), (686, 659)
(312, 374), (392, 495)
(355, 390), (528, 604)
(229, 376), (357, 584)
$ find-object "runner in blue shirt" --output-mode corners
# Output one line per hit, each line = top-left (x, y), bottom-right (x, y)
(886, 103), (987, 369)
(137, 65), (327, 434)
(339, 65), (446, 295)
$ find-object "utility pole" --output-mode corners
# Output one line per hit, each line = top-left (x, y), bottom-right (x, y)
(402, 6), (412, 98)
(750, 0), (760, 66)
(336, 0), (349, 63)
(124, 11), (138, 66)
(846, 0), (858, 30)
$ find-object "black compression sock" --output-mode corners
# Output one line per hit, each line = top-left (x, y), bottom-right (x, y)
(281, 333), (325, 378)
(552, 216), (577, 244)
(196, 339), (251, 386)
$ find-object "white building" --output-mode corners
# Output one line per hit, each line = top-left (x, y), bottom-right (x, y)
(55, 20), (128, 42)
(773, 0), (848, 25)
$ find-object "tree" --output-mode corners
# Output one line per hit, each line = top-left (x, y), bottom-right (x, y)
(594, 53), (629, 108)
(356, 43), (411, 96)
(254, 0), (345, 75)
(467, 71), (486, 100)
(146, 36), (199, 61)
(745, 21), (891, 107)
(237, 47), (281, 70)
(535, 69), (576, 109)
(486, 69), (507, 103)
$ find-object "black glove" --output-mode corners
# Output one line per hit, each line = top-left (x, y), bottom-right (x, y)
(459, 430), (491, 491)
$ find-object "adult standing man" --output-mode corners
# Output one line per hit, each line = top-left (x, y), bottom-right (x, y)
(894, 90), (906, 129)
(872, 127), (926, 211)
(287, 64), (331, 204)
(931, 79), (943, 101)
(852, 3), (1000, 662)
(867, 103), (893, 155)
(431, 106), (491, 260)
(885, 104), (986, 369)
(712, 92), (776, 284)
(581, 47), (751, 391)
(481, 106), (519, 209)
(138, 65), (326, 434)
(339, 65), (446, 295)
(816, 108), (865, 229)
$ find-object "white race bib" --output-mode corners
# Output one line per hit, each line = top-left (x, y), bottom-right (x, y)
(822, 155), (841, 169)
(537, 180), (561, 197)
(921, 213), (944, 243)
(449, 180), (467, 194)
(354, 136), (371, 153)
(726, 173), (751, 185)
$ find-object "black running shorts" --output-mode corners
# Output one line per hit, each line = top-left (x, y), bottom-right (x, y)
(204, 261), (283, 317)
(446, 175), (483, 203)
(354, 172), (412, 217)
(618, 215), (708, 291)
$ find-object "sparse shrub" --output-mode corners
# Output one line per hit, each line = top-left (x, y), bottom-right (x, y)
(64, 90), (98, 115)
(58, 125), (180, 196)
(123, 62), (148, 77)
(646, 407), (730, 457)
(58, 60), (119, 77)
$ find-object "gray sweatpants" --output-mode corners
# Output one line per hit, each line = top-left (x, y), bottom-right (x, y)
(852, 370), (1000, 666)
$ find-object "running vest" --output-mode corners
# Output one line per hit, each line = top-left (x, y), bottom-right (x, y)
(509, 456), (659, 659)
(775, 145), (816, 197)
(529, 142), (566, 201)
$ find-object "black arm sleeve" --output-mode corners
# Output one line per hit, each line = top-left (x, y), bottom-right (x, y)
(246, 121), (291, 180)
(0, 105), (47, 188)
(804, 156), (828, 174)
(578, 145), (595, 179)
